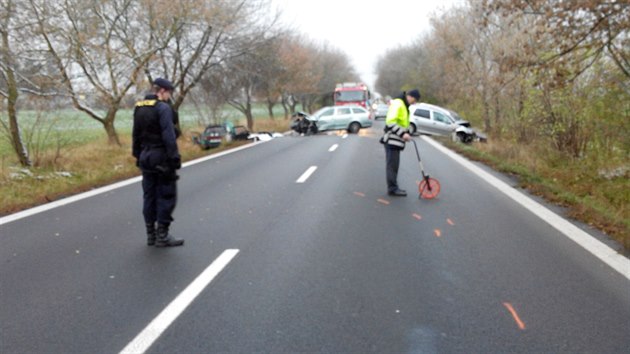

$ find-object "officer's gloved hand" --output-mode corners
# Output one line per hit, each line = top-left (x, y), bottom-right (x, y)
(169, 158), (182, 170)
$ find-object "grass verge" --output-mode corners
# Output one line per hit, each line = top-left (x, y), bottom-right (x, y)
(0, 128), (252, 216)
(439, 138), (629, 252)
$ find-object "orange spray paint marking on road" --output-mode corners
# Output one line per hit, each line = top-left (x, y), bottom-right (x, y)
(434, 229), (442, 237)
(353, 192), (366, 197)
(377, 199), (390, 205)
(412, 213), (422, 220)
(503, 302), (526, 330)
(447, 218), (455, 226)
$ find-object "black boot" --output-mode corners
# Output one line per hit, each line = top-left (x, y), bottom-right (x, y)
(156, 224), (184, 247)
(388, 189), (407, 197)
(146, 223), (156, 246)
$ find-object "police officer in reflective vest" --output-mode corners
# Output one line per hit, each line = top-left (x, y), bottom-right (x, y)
(382, 89), (420, 196)
(132, 78), (184, 247)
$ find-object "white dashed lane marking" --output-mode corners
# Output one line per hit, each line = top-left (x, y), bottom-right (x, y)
(296, 166), (318, 184)
(119, 249), (240, 354)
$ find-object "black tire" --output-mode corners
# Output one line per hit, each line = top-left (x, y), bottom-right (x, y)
(306, 124), (318, 136)
(457, 132), (473, 144)
(408, 123), (417, 135)
(348, 122), (361, 134)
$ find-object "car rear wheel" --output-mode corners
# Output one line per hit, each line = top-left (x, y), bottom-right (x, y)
(408, 123), (417, 135)
(348, 122), (361, 134)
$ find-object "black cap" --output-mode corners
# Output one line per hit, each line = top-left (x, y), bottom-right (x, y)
(407, 89), (421, 100)
(153, 78), (175, 91)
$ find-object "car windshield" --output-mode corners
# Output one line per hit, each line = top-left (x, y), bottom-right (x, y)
(447, 109), (463, 121)
(312, 107), (335, 120)
(204, 126), (224, 134)
(335, 90), (366, 102)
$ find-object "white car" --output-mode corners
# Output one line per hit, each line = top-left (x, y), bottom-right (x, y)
(372, 103), (389, 119)
(408, 103), (475, 143)
(310, 105), (373, 134)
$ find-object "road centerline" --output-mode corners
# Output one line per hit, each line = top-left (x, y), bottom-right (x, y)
(329, 144), (339, 152)
(296, 166), (318, 184)
(119, 249), (240, 354)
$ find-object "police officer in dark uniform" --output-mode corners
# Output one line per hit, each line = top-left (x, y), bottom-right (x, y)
(132, 78), (184, 247)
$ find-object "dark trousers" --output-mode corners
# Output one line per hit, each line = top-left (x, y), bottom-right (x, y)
(385, 145), (401, 192)
(142, 171), (177, 226)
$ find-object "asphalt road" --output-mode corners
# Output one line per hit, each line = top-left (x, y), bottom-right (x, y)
(1, 121), (629, 353)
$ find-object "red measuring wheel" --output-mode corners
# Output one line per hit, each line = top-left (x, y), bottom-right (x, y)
(418, 177), (441, 199)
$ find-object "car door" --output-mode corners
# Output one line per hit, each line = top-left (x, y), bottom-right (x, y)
(316, 108), (335, 131)
(411, 108), (434, 134)
(431, 110), (455, 136)
(334, 107), (353, 129)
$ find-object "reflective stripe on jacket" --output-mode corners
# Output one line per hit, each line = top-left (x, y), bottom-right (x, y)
(384, 98), (409, 149)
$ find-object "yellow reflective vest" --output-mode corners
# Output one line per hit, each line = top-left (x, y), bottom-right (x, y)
(383, 98), (409, 149)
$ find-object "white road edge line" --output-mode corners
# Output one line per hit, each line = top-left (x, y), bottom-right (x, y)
(0, 141), (268, 226)
(119, 249), (240, 354)
(421, 136), (630, 280)
(296, 166), (318, 184)
(329, 144), (339, 152)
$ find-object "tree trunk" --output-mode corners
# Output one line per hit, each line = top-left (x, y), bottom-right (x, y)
(7, 95), (31, 167)
(245, 107), (254, 131)
(245, 93), (254, 131)
(301, 96), (308, 112)
(493, 94), (501, 138)
(481, 86), (491, 133)
(103, 109), (121, 146)
(289, 95), (298, 115)
(266, 97), (275, 119)
(2, 28), (31, 166)
(173, 94), (185, 111)
(281, 95), (290, 120)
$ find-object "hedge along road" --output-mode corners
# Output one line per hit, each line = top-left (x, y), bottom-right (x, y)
(0, 121), (628, 353)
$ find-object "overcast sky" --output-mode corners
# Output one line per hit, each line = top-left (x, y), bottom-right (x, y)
(271, 0), (465, 89)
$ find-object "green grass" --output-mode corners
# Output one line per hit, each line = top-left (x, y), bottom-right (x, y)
(0, 101), (292, 215)
(0, 129), (251, 215)
(0, 103), (292, 164)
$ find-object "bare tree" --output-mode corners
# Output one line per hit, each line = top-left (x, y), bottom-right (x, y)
(145, 0), (279, 113)
(210, 51), (267, 131)
(0, 0), (30, 165)
(29, 0), (176, 145)
(483, 0), (630, 80)
(311, 43), (360, 109)
(276, 35), (320, 117)
(255, 38), (285, 119)
(1, 0), (60, 166)
(374, 45), (424, 98)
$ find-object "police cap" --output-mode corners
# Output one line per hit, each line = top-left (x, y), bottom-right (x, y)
(407, 89), (421, 100)
(153, 78), (175, 91)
